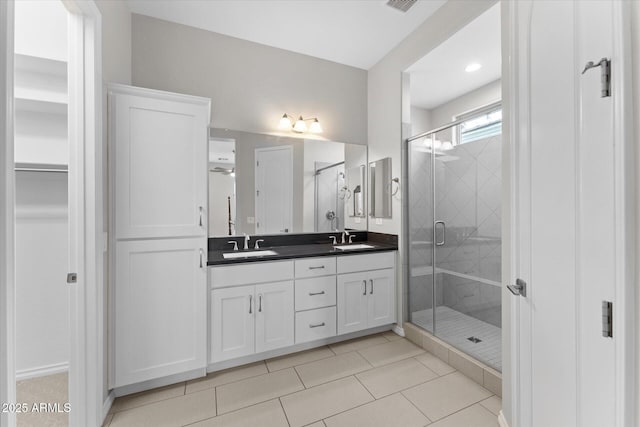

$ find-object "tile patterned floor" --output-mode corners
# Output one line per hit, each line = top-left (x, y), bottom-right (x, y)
(412, 306), (502, 371)
(105, 333), (501, 427)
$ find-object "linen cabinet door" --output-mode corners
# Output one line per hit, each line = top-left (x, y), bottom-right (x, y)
(337, 272), (369, 334)
(113, 238), (207, 387)
(367, 268), (396, 328)
(110, 88), (209, 239)
(211, 286), (256, 363)
(255, 281), (294, 353)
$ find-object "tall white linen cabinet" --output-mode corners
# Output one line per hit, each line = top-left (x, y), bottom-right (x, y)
(107, 84), (211, 390)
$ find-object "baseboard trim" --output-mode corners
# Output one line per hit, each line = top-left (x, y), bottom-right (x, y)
(498, 410), (509, 427)
(102, 391), (114, 423)
(16, 362), (68, 380)
(392, 324), (405, 337)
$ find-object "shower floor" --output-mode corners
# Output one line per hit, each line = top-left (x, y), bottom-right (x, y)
(412, 306), (502, 371)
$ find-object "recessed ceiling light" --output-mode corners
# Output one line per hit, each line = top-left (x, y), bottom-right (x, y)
(465, 63), (482, 73)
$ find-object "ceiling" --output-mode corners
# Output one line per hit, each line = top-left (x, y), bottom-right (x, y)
(126, 0), (447, 70)
(406, 3), (501, 110)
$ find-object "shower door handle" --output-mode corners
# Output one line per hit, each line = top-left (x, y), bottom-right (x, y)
(435, 221), (446, 246)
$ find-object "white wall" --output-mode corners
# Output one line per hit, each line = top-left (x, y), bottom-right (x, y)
(15, 172), (69, 378)
(430, 79), (501, 127)
(131, 14), (367, 146)
(368, 0), (497, 235)
(410, 106), (432, 137)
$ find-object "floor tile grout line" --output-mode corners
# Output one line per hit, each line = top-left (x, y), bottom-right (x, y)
(278, 397), (293, 427)
(185, 363), (270, 394)
(267, 347), (336, 373)
(352, 374), (376, 401)
(317, 390), (425, 426)
(424, 397), (497, 424)
(110, 387), (206, 415)
(292, 365), (307, 389)
(399, 390), (434, 425)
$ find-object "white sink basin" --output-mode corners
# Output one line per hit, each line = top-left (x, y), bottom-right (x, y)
(334, 244), (375, 250)
(223, 250), (278, 259)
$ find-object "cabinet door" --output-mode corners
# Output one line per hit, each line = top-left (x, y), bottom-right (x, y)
(255, 281), (294, 353)
(337, 272), (369, 335)
(367, 268), (396, 328)
(211, 286), (255, 363)
(111, 88), (209, 239)
(114, 238), (207, 387)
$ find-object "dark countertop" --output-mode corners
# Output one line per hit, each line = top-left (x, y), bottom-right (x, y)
(207, 240), (397, 266)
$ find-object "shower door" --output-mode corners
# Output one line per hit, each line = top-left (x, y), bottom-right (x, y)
(408, 115), (502, 371)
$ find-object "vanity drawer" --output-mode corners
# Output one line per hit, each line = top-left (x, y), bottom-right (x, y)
(337, 251), (395, 274)
(295, 306), (337, 344)
(295, 276), (336, 311)
(210, 260), (294, 289)
(295, 257), (336, 278)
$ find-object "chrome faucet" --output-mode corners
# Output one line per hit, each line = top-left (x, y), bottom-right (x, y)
(243, 233), (251, 250)
(341, 230), (350, 244)
(227, 240), (239, 251)
(254, 239), (265, 249)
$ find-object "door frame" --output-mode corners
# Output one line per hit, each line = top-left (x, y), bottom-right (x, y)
(506, 1), (636, 426)
(0, 1), (104, 426)
(0, 1), (16, 426)
(254, 145), (293, 234)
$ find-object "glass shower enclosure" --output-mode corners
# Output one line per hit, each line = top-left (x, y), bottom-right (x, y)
(407, 103), (502, 371)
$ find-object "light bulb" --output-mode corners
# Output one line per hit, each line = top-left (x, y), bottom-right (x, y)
(309, 118), (322, 133)
(465, 63), (482, 73)
(293, 116), (307, 133)
(441, 141), (454, 151)
(278, 114), (292, 130)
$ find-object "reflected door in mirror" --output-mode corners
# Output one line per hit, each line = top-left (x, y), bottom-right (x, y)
(255, 146), (293, 233)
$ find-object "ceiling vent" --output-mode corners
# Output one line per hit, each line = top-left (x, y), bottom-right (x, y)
(386, 0), (417, 13)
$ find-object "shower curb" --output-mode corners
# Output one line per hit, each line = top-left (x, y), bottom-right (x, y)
(403, 322), (502, 397)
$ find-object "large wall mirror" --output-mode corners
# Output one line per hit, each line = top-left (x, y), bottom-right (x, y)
(208, 128), (367, 237)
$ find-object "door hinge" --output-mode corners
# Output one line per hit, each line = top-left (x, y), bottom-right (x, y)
(256, 222), (260, 228)
(256, 190), (260, 197)
(602, 301), (613, 338)
(67, 273), (78, 284)
(581, 58), (611, 97)
(256, 160), (260, 167)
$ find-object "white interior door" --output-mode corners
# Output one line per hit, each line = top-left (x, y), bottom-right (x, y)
(511, 1), (632, 426)
(255, 146), (292, 234)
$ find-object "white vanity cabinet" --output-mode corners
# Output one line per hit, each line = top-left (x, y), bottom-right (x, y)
(210, 261), (295, 363)
(337, 252), (396, 335)
(294, 257), (338, 344)
(109, 84), (210, 389)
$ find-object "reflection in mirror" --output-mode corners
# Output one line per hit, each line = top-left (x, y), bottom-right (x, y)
(369, 157), (393, 218)
(208, 128), (367, 237)
(346, 165), (365, 217)
(208, 137), (236, 236)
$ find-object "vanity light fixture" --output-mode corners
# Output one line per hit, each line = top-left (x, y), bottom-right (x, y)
(278, 113), (323, 134)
